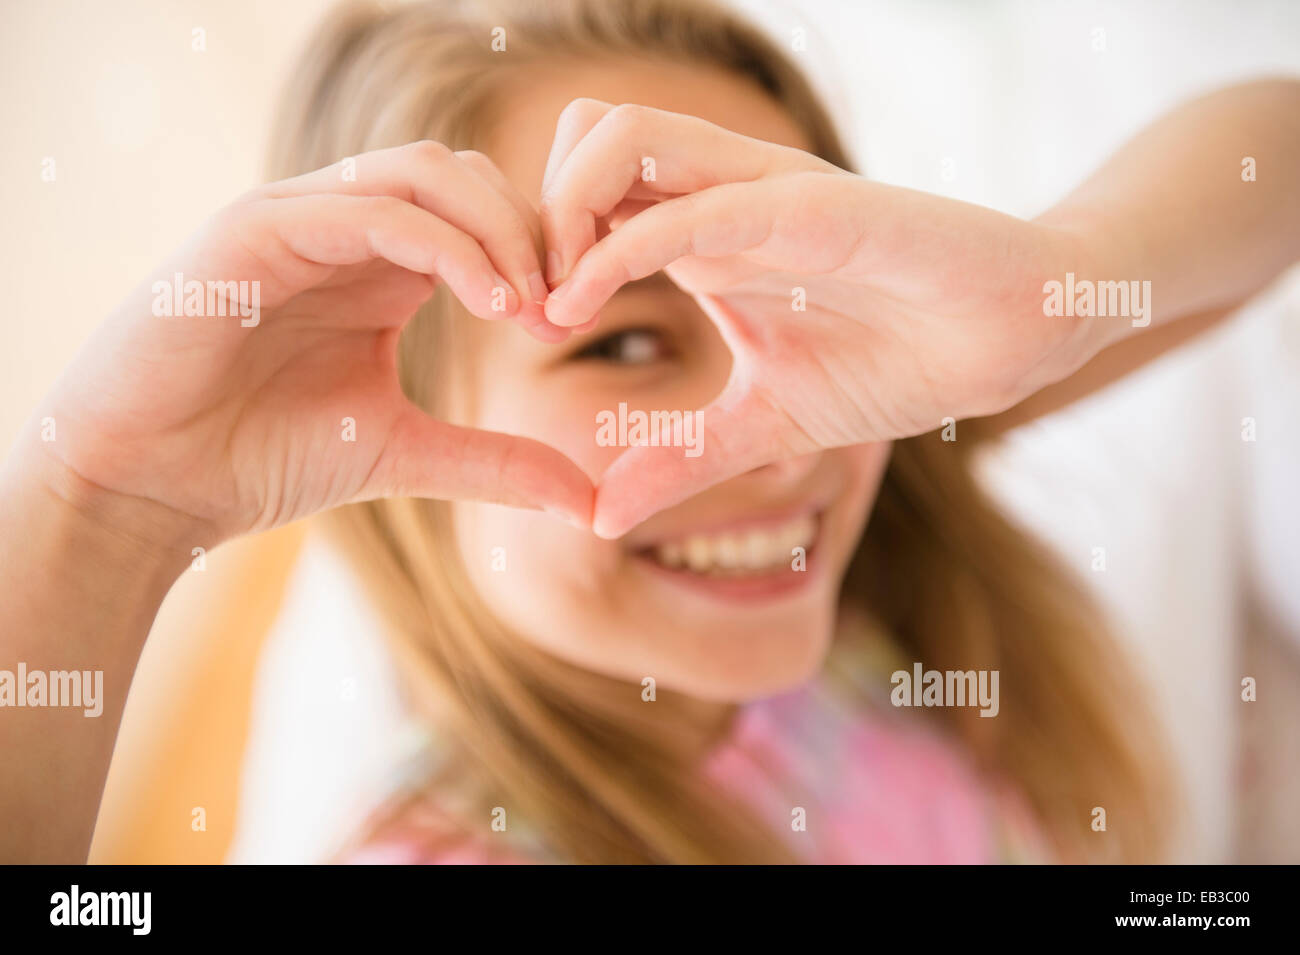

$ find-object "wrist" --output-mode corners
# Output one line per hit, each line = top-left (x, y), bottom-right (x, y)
(1035, 205), (1144, 363)
(3, 439), (213, 592)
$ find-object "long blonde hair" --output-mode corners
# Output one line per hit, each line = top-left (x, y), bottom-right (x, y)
(268, 0), (1176, 863)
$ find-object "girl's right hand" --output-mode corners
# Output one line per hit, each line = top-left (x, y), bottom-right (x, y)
(26, 141), (594, 551)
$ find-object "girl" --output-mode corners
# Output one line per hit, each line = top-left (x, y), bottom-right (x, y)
(3, 0), (1297, 864)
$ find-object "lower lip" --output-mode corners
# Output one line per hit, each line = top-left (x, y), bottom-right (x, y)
(631, 542), (822, 605)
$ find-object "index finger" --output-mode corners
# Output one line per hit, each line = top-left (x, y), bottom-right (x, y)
(538, 99), (822, 288)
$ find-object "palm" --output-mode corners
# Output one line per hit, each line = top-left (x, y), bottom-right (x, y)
(35, 139), (608, 547)
(50, 245), (431, 535)
(664, 184), (1079, 440)
(593, 179), (1088, 537)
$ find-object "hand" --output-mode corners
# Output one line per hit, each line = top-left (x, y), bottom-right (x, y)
(537, 100), (1103, 538)
(32, 141), (594, 549)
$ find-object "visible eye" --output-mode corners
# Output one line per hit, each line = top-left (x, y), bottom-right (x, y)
(569, 327), (671, 365)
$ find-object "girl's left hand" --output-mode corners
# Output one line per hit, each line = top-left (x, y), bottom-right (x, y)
(539, 100), (1106, 538)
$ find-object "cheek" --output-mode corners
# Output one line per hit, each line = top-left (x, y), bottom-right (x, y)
(452, 496), (624, 639)
(474, 378), (634, 481)
(855, 442), (892, 496)
(452, 352), (628, 625)
(833, 442), (893, 540)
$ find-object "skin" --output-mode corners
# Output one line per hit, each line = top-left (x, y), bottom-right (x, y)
(0, 55), (1295, 860)
(454, 58), (888, 703)
(536, 80), (1300, 537)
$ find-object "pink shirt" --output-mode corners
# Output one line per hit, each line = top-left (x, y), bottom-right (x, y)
(342, 646), (1049, 864)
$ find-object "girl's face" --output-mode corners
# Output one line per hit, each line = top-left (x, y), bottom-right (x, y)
(451, 58), (890, 702)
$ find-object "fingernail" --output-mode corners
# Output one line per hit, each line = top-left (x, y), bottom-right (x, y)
(527, 270), (549, 304)
(543, 284), (572, 326)
(546, 250), (564, 288)
(543, 505), (588, 530)
(491, 273), (519, 316)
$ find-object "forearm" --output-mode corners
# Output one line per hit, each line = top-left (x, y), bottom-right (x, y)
(0, 438), (200, 862)
(1037, 78), (1300, 345)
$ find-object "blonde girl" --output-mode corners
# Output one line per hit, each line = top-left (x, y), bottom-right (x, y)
(3, 0), (1297, 864)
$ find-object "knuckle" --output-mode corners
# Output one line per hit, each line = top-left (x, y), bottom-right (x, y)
(365, 194), (407, 219)
(496, 213), (538, 257)
(790, 171), (838, 208)
(602, 102), (649, 134)
(667, 188), (704, 217)
(537, 181), (567, 214)
(232, 183), (273, 205)
(536, 193), (558, 216)
(557, 96), (610, 126)
(500, 215), (534, 251)
(407, 138), (452, 165)
(211, 196), (266, 234)
(200, 200), (269, 259)
(449, 228), (484, 263)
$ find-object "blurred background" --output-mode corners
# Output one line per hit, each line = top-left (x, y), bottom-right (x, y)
(1, 0), (1297, 863)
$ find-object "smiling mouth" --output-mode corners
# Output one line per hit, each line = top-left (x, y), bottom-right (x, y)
(635, 511), (819, 578)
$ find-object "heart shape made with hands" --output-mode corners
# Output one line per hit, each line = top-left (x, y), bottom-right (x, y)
(529, 99), (1079, 540)
(46, 98), (1078, 554)
(530, 97), (861, 542)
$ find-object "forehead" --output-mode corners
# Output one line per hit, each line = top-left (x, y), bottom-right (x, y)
(481, 57), (813, 202)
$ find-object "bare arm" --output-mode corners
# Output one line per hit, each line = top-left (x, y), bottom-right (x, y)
(0, 143), (593, 862)
(989, 78), (1300, 429)
(0, 441), (200, 862)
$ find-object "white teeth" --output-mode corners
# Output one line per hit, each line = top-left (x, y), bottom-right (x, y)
(658, 541), (684, 568)
(685, 536), (713, 573)
(716, 534), (742, 568)
(649, 514), (817, 575)
(742, 529), (768, 567)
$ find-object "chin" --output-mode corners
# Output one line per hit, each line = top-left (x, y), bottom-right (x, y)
(646, 600), (838, 703)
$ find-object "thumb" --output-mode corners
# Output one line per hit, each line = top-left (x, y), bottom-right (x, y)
(591, 386), (795, 539)
(360, 405), (593, 527)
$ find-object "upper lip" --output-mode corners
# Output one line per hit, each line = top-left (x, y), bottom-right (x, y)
(623, 497), (828, 551)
